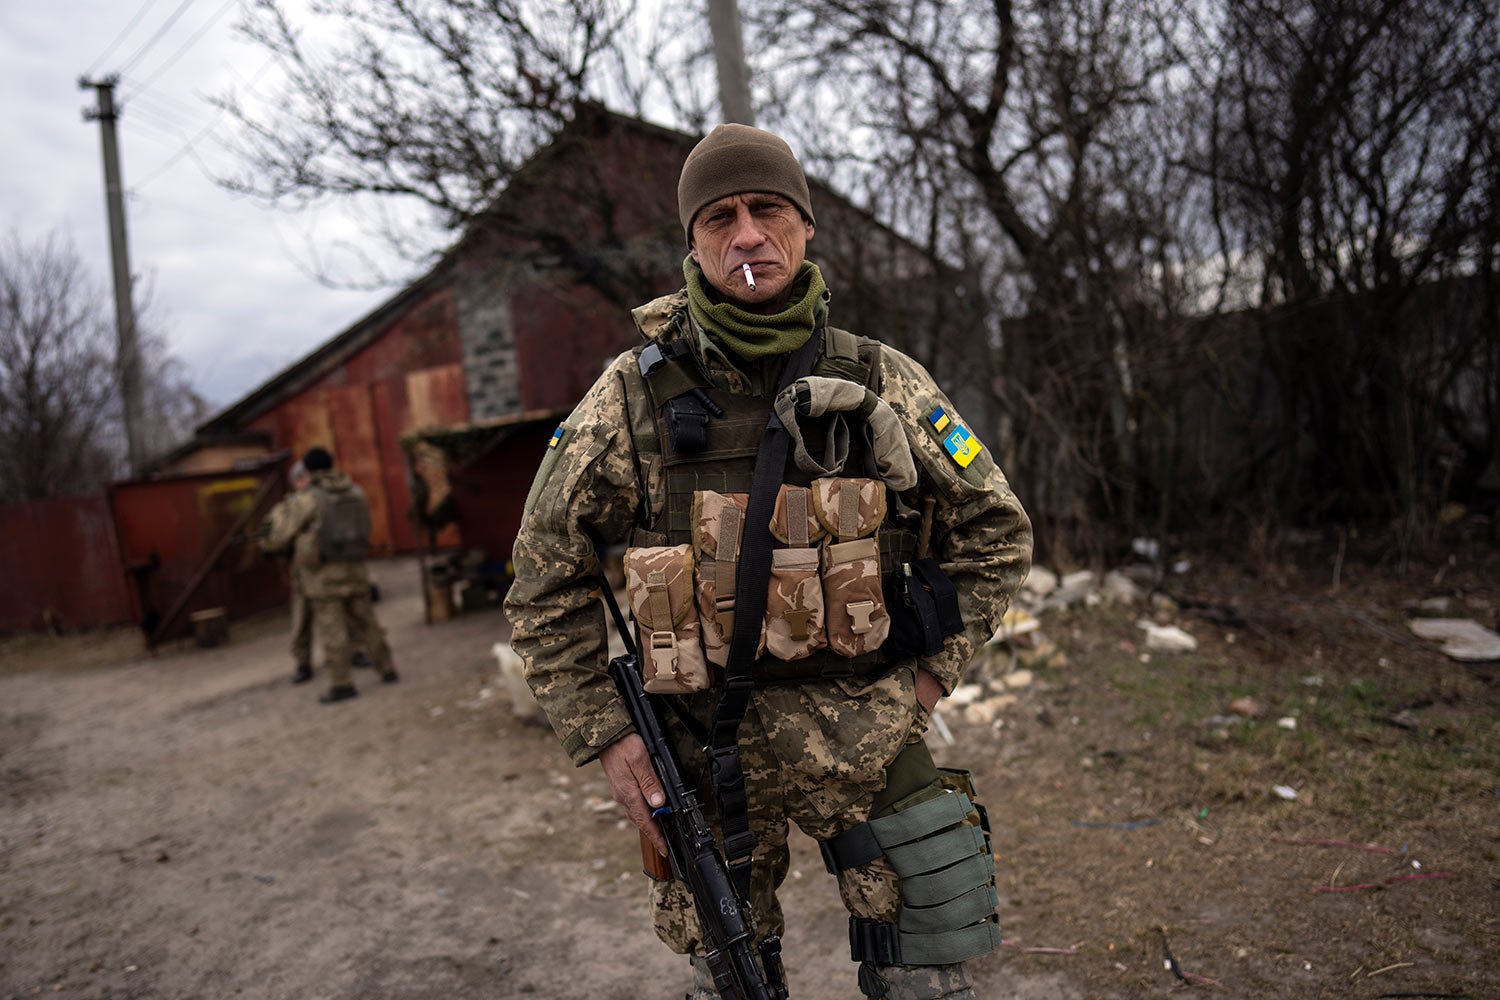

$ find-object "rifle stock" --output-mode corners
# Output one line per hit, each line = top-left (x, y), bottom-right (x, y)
(608, 654), (788, 1000)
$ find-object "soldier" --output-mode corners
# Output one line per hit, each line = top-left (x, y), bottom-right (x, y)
(263, 460), (317, 684)
(505, 125), (1031, 999)
(265, 446), (399, 704)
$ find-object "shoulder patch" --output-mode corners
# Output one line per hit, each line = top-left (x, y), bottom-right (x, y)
(929, 407), (982, 468)
(549, 425), (569, 449)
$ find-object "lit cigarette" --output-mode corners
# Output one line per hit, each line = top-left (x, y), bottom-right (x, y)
(742, 263), (756, 290)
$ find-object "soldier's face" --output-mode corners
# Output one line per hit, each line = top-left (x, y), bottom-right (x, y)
(690, 193), (814, 314)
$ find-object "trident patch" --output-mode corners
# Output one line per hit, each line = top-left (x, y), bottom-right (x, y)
(929, 407), (982, 468)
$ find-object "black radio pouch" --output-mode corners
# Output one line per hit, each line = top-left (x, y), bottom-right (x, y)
(884, 559), (964, 658)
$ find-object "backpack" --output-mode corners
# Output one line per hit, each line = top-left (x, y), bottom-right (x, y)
(316, 484), (371, 562)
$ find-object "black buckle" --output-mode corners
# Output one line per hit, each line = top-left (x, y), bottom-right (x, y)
(848, 917), (900, 965)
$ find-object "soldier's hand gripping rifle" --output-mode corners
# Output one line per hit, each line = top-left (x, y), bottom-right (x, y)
(597, 573), (789, 1000)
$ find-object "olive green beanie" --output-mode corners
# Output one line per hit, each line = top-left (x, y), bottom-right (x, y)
(677, 124), (816, 245)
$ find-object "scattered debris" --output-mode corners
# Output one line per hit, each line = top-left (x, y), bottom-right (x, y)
(1002, 938), (1080, 955)
(1277, 716), (1297, 730)
(1101, 570), (1144, 604)
(1021, 565), (1059, 598)
(1272, 785), (1299, 801)
(1137, 620), (1198, 653)
(1407, 618), (1500, 662)
(1158, 927), (1220, 987)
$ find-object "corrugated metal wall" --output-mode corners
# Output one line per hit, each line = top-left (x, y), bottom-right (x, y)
(109, 462), (290, 644)
(0, 495), (134, 630)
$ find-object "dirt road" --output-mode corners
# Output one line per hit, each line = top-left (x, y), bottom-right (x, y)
(2, 555), (1495, 999)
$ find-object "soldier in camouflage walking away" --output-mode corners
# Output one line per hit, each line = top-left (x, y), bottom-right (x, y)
(505, 124), (1031, 998)
(265, 447), (399, 704)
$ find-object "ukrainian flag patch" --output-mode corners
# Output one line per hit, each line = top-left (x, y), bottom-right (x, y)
(928, 407), (952, 433)
(942, 424), (982, 468)
(548, 425), (567, 449)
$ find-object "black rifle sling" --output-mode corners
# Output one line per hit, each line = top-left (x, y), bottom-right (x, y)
(708, 328), (825, 902)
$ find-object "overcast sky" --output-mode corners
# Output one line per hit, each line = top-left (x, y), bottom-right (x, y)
(1, 1), (415, 411)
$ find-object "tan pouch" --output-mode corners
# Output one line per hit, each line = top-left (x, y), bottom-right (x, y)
(769, 484), (826, 546)
(765, 547), (826, 660)
(624, 544), (711, 694)
(691, 491), (748, 667)
(812, 478), (888, 656)
(812, 477), (885, 542)
(822, 536), (889, 656)
(762, 485), (826, 660)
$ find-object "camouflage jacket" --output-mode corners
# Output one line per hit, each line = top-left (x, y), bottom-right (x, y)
(505, 288), (1032, 770)
(262, 470), (372, 600)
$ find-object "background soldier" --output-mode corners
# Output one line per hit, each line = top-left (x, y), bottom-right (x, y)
(505, 125), (1031, 999)
(265, 446), (399, 704)
(263, 460), (317, 684)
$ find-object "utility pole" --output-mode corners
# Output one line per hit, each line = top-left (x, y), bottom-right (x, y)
(79, 74), (148, 475)
(706, 0), (755, 125)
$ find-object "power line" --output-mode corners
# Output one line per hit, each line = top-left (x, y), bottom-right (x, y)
(124, 0), (240, 102)
(117, 0), (200, 77)
(132, 56), (278, 191)
(85, 0), (165, 77)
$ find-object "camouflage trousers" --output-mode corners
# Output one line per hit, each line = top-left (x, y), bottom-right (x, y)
(653, 666), (977, 999)
(311, 592), (392, 688)
(289, 570), (313, 667)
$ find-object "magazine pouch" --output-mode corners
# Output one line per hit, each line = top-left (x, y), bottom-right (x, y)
(624, 544), (711, 694)
(813, 478), (889, 657)
(765, 485), (826, 661)
(691, 491), (748, 668)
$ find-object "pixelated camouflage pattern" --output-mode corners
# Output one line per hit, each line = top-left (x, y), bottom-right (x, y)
(651, 668), (927, 957)
(624, 544), (710, 694)
(261, 470), (373, 600)
(874, 350), (1032, 693)
(822, 536), (889, 656)
(812, 477), (884, 540)
(873, 963), (976, 999)
(764, 547), (824, 660)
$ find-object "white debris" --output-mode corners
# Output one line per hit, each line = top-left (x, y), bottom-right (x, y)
(1277, 717), (1297, 730)
(1022, 565), (1059, 598)
(1100, 570), (1144, 604)
(1136, 620), (1198, 653)
(1272, 785), (1298, 801)
(948, 684), (984, 706)
(993, 607), (1041, 641)
(1406, 618), (1500, 662)
(1131, 537), (1160, 561)
(963, 695), (1018, 726)
(1001, 670), (1035, 691)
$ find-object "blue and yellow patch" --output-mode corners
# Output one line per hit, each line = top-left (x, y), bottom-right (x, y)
(929, 407), (982, 468)
(548, 425), (567, 449)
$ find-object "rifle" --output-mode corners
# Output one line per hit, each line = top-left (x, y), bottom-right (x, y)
(598, 575), (789, 1000)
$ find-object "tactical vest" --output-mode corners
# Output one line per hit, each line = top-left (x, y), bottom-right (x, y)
(620, 317), (919, 683)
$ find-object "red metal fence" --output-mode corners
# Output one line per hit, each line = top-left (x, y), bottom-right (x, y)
(0, 495), (134, 631)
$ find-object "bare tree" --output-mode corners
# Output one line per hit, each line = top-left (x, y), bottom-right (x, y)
(0, 232), (211, 502)
(1195, 0), (1500, 544)
(214, 1), (692, 273)
(734, 0), (1203, 564)
(0, 231), (122, 502)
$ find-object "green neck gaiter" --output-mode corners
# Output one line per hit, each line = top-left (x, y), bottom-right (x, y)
(683, 258), (828, 362)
